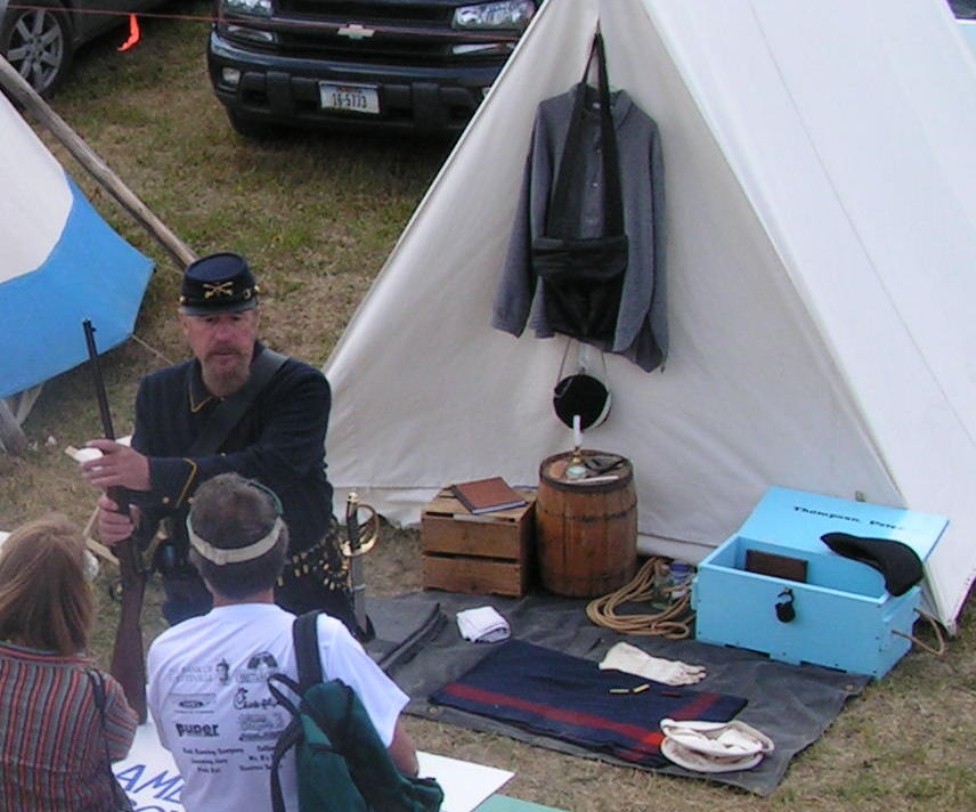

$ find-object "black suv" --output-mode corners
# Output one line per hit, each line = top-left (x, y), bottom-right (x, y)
(207, 0), (537, 136)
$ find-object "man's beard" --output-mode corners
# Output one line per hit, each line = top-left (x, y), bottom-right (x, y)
(202, 349), (251, 397)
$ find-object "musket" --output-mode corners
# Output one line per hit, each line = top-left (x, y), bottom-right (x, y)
(344, 492), (378, 642)
(83, 319), (148, 723)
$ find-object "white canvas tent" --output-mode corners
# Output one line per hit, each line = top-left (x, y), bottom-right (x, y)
(0, 87), (154, 432)
(325, 0), (976, 633)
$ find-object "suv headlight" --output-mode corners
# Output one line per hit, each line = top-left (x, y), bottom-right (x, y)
(453, 0), (535, 31)
(219, 0), (273, 17)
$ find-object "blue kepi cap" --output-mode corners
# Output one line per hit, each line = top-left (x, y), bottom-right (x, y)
(180, 252), (260, 315)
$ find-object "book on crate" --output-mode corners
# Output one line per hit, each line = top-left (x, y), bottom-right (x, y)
(451, 477), (528, 515)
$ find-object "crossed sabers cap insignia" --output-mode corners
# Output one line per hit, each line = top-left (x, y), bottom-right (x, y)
(203, 281), (235, 299)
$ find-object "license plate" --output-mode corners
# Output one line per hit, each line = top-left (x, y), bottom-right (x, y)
(320, 82), (380, 114)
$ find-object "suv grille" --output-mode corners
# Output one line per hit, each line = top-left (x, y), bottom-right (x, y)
(282, 0), (454, 24)
(226, 0), (520, 66)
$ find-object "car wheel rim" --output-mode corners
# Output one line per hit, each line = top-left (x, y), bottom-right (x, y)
(7, 11), (65, 94)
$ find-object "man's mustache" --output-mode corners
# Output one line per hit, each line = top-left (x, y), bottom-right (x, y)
(205, 345), (245, 360)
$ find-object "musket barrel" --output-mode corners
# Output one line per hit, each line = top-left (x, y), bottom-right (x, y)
(83, 320), (148, 723)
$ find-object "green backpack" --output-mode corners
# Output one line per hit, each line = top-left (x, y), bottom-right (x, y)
(268, 612), (444, 812)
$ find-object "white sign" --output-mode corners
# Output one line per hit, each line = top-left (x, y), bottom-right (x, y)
(115, 721), (513, 812)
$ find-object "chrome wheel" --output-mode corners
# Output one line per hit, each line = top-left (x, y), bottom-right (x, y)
(3, 6), (70, 95)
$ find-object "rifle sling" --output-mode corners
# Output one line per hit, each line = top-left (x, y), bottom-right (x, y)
(188, 348), (287, 456)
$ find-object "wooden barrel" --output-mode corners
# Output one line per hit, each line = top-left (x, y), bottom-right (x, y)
(535, 451), (637, 597)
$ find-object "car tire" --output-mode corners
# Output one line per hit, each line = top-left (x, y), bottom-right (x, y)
(0, 0), (74, 97)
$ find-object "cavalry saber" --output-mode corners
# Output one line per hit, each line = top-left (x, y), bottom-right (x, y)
(344, 492), (378, 640)
(83, 319), (148, 723)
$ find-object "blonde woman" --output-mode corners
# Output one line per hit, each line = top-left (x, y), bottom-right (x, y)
(0, 515), (137, 810)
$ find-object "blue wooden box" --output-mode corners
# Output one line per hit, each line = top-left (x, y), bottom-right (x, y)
(692, 487), (947, 678)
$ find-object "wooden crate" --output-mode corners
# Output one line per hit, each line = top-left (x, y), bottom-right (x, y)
(421, 488), (536, 597)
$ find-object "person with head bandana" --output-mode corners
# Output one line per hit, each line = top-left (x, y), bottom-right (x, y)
(79, 252), (357, 635)
(146, 473), (418, 812)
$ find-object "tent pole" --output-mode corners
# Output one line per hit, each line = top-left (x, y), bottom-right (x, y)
(0, 57), (197, 270)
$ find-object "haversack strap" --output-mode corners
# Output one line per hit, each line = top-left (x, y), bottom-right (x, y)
(546, 31), (624, 241)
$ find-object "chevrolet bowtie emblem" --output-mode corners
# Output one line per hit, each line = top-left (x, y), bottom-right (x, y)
(337, 23), (375, 40)
(203, 282), (234, 299)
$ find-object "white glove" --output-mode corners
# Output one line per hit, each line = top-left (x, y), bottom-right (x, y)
(599, 641), (707, 686)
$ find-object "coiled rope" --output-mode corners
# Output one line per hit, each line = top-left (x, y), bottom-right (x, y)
(586, 556), (695, 639)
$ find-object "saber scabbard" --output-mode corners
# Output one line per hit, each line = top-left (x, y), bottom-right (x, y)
(344, 491), (378, 641)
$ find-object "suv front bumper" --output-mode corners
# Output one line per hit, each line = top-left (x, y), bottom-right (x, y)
(208, 32), (502, 134)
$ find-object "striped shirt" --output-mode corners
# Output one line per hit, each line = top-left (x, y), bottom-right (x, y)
(0, 642), (138, 811)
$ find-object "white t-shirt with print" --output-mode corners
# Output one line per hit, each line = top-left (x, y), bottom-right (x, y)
(147, 603), (408, 812)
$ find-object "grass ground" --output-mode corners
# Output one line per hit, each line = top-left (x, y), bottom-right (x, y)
(2, 4), (975, 809)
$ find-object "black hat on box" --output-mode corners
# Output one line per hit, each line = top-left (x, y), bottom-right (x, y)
(820, 532), (923, 597)
(179, 252), (260, 315)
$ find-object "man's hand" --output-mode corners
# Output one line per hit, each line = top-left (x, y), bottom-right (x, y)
(95, 493), (142, 547)
(80, 439), (152, 492)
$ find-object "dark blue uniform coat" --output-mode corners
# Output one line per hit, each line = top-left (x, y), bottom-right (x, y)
(130, 343), (350, 625)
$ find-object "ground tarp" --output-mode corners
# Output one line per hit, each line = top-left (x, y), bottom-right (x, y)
(365, 591), (869, 796)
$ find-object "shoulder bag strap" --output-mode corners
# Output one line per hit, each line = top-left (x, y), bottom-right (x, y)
(87, 670), (135, 811)
(269, 676), (301, 812)
(188, 348), (287, 456)
(293, 610), (325, 691)
(593, 31), (624, 238)
(269, 611), (324, 812)
(546, 31), (624, 240)
(89, 668), (107, 711)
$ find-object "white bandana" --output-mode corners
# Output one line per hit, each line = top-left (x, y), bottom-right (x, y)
(187, 516), (284, 565)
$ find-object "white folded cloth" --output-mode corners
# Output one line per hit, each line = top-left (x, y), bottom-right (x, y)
(456, 606), (511, 643)
(66, 435), (132, 463)
(599, 641), (707, 686)
(660, 718), (775, 773)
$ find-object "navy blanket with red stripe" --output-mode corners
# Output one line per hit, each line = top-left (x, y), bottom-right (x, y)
(429, 639), (747, 767)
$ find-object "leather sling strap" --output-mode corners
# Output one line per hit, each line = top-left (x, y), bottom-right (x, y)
(188, 348), (287, 456)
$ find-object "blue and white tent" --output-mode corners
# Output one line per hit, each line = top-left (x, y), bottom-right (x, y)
(0, 91), (153, 407)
